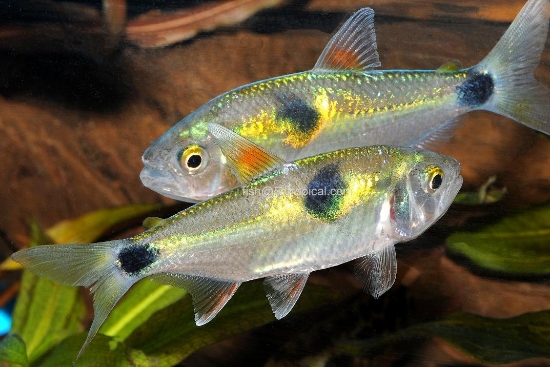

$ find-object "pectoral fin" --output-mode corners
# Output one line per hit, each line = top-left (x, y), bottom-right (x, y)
(264, 272), (309, 319)
(313, 8), (381, 72)
(207, 123), (286, 183)
(151, 273), (241, 325)
(354, 245), (397, 299)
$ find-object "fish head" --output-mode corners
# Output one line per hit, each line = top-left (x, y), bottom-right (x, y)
(140, 118), (240, 202)
(389, 151), (462, 239)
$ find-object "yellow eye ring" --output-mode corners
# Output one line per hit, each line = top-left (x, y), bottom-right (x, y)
(424, 165), (444, 193)
(178, 145), (208, 174)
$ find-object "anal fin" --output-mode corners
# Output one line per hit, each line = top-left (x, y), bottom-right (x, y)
(414, 116), (466, 150)
(354, 245), (397, 299)
(151, 273), (241, 325)
(264, 272), (309, 319)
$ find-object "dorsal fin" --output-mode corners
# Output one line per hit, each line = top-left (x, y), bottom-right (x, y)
(207, 123), (286, 183)
(313, 8), (381, 72)
(436, 60), (463, 73)
(264, 272), (309, 319)
(151, 273), (241, 325)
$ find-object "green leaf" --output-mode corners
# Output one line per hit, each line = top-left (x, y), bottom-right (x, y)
(125, 281), (341, 366)
(100, 280), (187, 341)
(46, 203), (161, 244)
(336, 310), (550, 364)
(453, 175), (506, 205)
(3, 203), (160, 271)
(37, 333), (159, 367)
(11, 204), (161, 363)
(0, 334), (28, 367)
(10, 222), (86, 363)
(446, 202), (550, 275)
(407, 311), (550, 364)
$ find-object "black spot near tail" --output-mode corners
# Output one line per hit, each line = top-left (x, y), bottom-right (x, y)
(117, 244), (159, 276)
(277, 95), (320, 134)
(305, 163), (346, 221)
(456, 70), (494, 107)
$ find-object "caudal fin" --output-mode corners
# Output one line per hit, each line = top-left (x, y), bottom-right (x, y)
(11, 240), (136, 362)
(476, 0), (550, 134)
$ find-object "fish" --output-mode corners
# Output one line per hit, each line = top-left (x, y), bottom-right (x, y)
(140, 0), (549, 202)
(12, 123), (462, 361)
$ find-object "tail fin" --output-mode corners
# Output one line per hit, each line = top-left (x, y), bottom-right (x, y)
(11, 240), (136, 363)
(477, 0), (550, 134)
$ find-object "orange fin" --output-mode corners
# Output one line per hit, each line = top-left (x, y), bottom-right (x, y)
(207, 123), (286, 183)
(313, 8), (381, 72)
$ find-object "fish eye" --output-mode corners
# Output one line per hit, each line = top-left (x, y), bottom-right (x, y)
(187, 154), (202, 168)
(177, 145), (209, 174)
(424, 165), (444, 193)
(431, 173), (442, 190)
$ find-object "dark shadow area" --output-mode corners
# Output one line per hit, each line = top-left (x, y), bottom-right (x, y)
(243, 8), (348, 34)
(0, 48), (134, 113)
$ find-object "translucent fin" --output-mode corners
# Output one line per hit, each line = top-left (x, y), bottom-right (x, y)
(476, 0), (550, 135)
(313, 8), (381, 72)
(206, 123), (285, 183)
(436, 59), (462, 73)
(11, 241), (135, 362)
(142, 216), (166, 230)
(414, 116), (466, 150)
(151, 273), (240, 325)
(263, 272), (309, 319)
(354, 245), (397, 299)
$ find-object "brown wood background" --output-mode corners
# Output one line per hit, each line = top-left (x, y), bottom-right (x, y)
(0, 0), (548, 251)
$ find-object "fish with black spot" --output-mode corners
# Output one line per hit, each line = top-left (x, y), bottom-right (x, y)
(141, 0), (550, 203)
(12, 123), (462, 363)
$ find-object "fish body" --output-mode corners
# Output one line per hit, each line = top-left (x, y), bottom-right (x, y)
(141, 0), (550, 202)
(170, 70), (469, 158)
(12, 124), (462, 361)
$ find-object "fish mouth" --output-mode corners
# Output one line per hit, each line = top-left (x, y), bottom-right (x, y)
(436, 167), (463, 216)
(139, 167), (199, 203)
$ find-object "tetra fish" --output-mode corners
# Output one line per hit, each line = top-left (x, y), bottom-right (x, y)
(141, 0), (549, 202)
(13, 123), (462, 361)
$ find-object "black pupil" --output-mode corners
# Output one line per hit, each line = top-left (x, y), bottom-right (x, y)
(187, 154), (202, 168)
(431, 174), (442, 190)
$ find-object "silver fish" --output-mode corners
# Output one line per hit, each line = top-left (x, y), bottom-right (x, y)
(12, 123), (462, 361)
(141, 0), (549, 202)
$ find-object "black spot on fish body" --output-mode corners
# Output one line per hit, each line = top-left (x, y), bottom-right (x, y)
(117, 244), (159, 276)
(277, 95), (320, 134)
(456, 70), (494, 107)
(305, 164), (346, 221)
